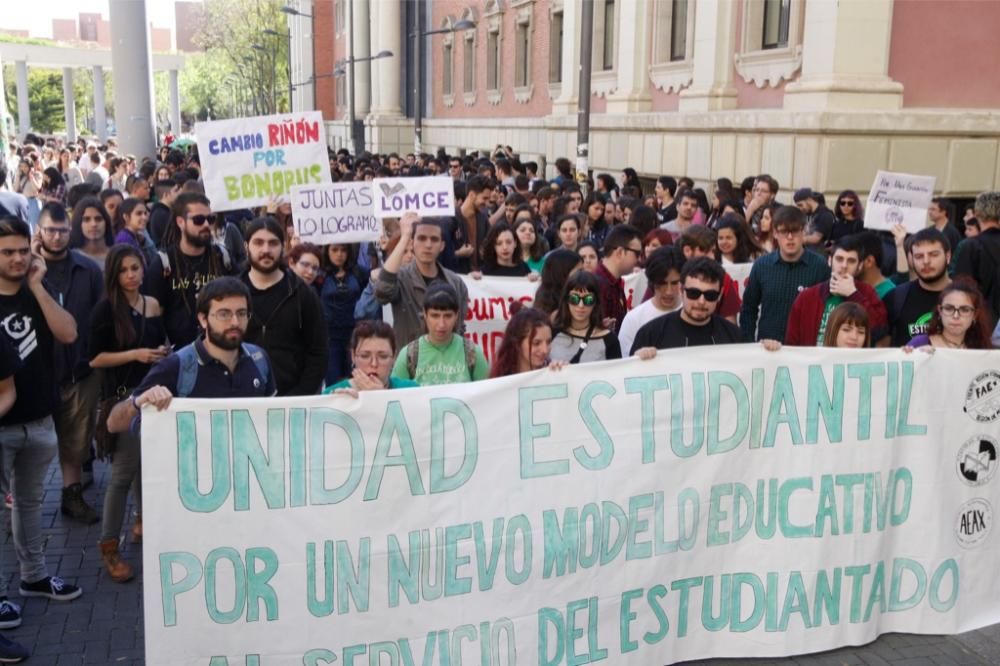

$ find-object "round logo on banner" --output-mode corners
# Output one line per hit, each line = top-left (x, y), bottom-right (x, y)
(957, 436), (998, 486)
(955, 498), (993, 548)
(965, 371), (1000, 423)
(886, 208), (905, 225)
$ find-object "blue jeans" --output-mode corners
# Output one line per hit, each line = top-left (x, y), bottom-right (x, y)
(0, 416), (58, 592)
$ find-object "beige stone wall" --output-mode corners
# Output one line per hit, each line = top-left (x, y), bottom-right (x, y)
(415, 110), (1000, 198)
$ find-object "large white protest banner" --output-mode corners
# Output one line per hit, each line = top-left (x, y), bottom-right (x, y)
(196, 112), (331, 209)
(143, 347), (1000, 665)
(865, 171), (936, 233)
(291, 182), (380, 245)
(372, 176), (455, 220)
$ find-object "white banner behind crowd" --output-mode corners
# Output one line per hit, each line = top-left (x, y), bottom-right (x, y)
(196, 112), (331, 209)
(865, 170), (936, 233)
(142, 348), (1000, 665)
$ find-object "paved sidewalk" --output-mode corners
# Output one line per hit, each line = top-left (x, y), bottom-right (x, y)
(2, 460), (999, 665)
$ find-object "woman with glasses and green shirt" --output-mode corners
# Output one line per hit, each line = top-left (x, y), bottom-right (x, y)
(323, 320), (419, 395)
(549, 270), (622, 363)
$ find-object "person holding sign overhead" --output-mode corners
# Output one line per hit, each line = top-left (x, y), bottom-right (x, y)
(375, 212), (468, 349)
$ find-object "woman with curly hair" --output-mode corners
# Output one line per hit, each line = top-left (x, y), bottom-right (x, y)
(490, 305), (556, 377)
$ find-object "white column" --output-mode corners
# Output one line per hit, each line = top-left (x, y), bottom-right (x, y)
(169, 69), (181, 134)
(15, 61), (30, 139)
(0, 54), (8, 154)
(606, 0), (652, 113)
(62, 68), (77, 143)
(289, 1), (315, 112)
(783, 0), (902, 110)
(109, 0), (156, 157)
(93, 66), (107, 141)
(370, 0), (402, 115)
(678, 0), (738, 111)
(351, 0), (371, 117)
(551, 0), (582, 116)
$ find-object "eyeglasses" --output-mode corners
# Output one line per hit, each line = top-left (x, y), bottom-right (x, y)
(40, 227), (71, 237)
(187, 214), (214, 226)
(209, 309), (250, 322)
(940, 304), (975, 317)
(838, 200), (855, 208)
(355, 351), (394, 364)
(295, 260), (319, 273)
(774, 228), (802, 238)
(567, 293), (596, 306)
(622, 246), (642, 258)
(684, 287), (721, 302)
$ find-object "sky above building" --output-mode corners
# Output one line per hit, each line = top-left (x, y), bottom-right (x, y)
(5, 0), (189, 39)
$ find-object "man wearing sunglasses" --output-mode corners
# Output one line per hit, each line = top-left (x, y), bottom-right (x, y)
(144, 192), (237, 348)
(595, 225), (644, 334)
(631, 257), (742, 355)
(794, 188), (835, 252)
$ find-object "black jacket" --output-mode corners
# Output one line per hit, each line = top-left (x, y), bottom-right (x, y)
(47, 250), (104, 385)
(240, 268), (327, 395)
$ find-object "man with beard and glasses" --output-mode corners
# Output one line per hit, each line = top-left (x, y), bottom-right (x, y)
(631, 257), (742, 355)
(143, 192), (236, 347)
(36, 202), (104, 523)
(106, 277), (276, 435)
(0, 216), (82, 662)
(239, 217), (327, 395)
(887, 227), (952, 347)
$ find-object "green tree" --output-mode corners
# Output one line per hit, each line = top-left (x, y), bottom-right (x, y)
(3, 66), (67, 134)
(195, 0), (290, 118)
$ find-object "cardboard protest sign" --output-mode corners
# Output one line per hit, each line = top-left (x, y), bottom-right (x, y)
(196, 112), (331, 209)
(142, 348), (1000, 664)
(371, 176), (455, 220)
(291, 182), (380, 245)
(865, 171), (936, 233)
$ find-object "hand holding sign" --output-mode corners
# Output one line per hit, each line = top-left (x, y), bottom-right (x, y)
(372, 176), (456, 220)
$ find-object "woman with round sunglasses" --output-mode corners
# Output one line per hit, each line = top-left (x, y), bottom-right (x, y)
(905, 282), (994, 351)
(550, 271), (622, 364)
(831, 190), (864, 243)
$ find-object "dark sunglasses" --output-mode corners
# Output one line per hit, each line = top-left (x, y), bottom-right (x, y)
(188, 214), (214, 226)
(838, 200), (855, 207)
(567, 293), (596, 306)
(684, 287), (721, 302)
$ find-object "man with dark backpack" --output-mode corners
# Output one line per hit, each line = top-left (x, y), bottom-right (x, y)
(390, 283), (488, 386)
(143, 192), (237, 348)
(106, 277), (275, 434)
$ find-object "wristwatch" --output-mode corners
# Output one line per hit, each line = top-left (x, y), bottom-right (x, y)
(130, 394), (141, 411)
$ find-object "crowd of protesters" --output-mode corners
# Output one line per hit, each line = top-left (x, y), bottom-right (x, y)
(0, 132), (995, 661)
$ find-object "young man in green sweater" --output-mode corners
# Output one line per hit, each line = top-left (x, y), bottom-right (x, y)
(391, 283), (488, 386)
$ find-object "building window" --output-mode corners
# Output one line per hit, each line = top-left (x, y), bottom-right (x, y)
(734, 0), (804, 87)
(487, 28), (501, 90)
(515, 20), (529, 87)
(650, 0), (695, 92)
(670, 0), (688, 61)
(602, 0), (615, 70)
(463, 19), (477, 105)
(443, 42), (454, 97)
(549, 10), (563, 84)
(762, 0), (790, 49)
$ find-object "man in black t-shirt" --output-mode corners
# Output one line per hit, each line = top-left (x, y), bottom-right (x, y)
(239, 218), (327, 395)
(143, 191), (237, 347)
(0, 216), (83, 640)
(631, 257), (743, 354)
(887, 228), (952, 347)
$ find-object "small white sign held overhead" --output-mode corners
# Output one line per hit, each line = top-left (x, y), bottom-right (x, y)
(371, 176), (455, 220)
(291, 182), (380, 245)
(865, 170), (936, 233)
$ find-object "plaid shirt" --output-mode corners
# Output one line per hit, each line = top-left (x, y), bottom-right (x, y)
(740, 250), (831, 342)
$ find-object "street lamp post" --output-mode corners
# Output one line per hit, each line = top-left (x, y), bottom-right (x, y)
(280, 5), (314, 113)
(411, 18), (476, 155)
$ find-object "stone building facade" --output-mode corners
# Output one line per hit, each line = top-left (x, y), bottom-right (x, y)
(300, 0), (1000, 196)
